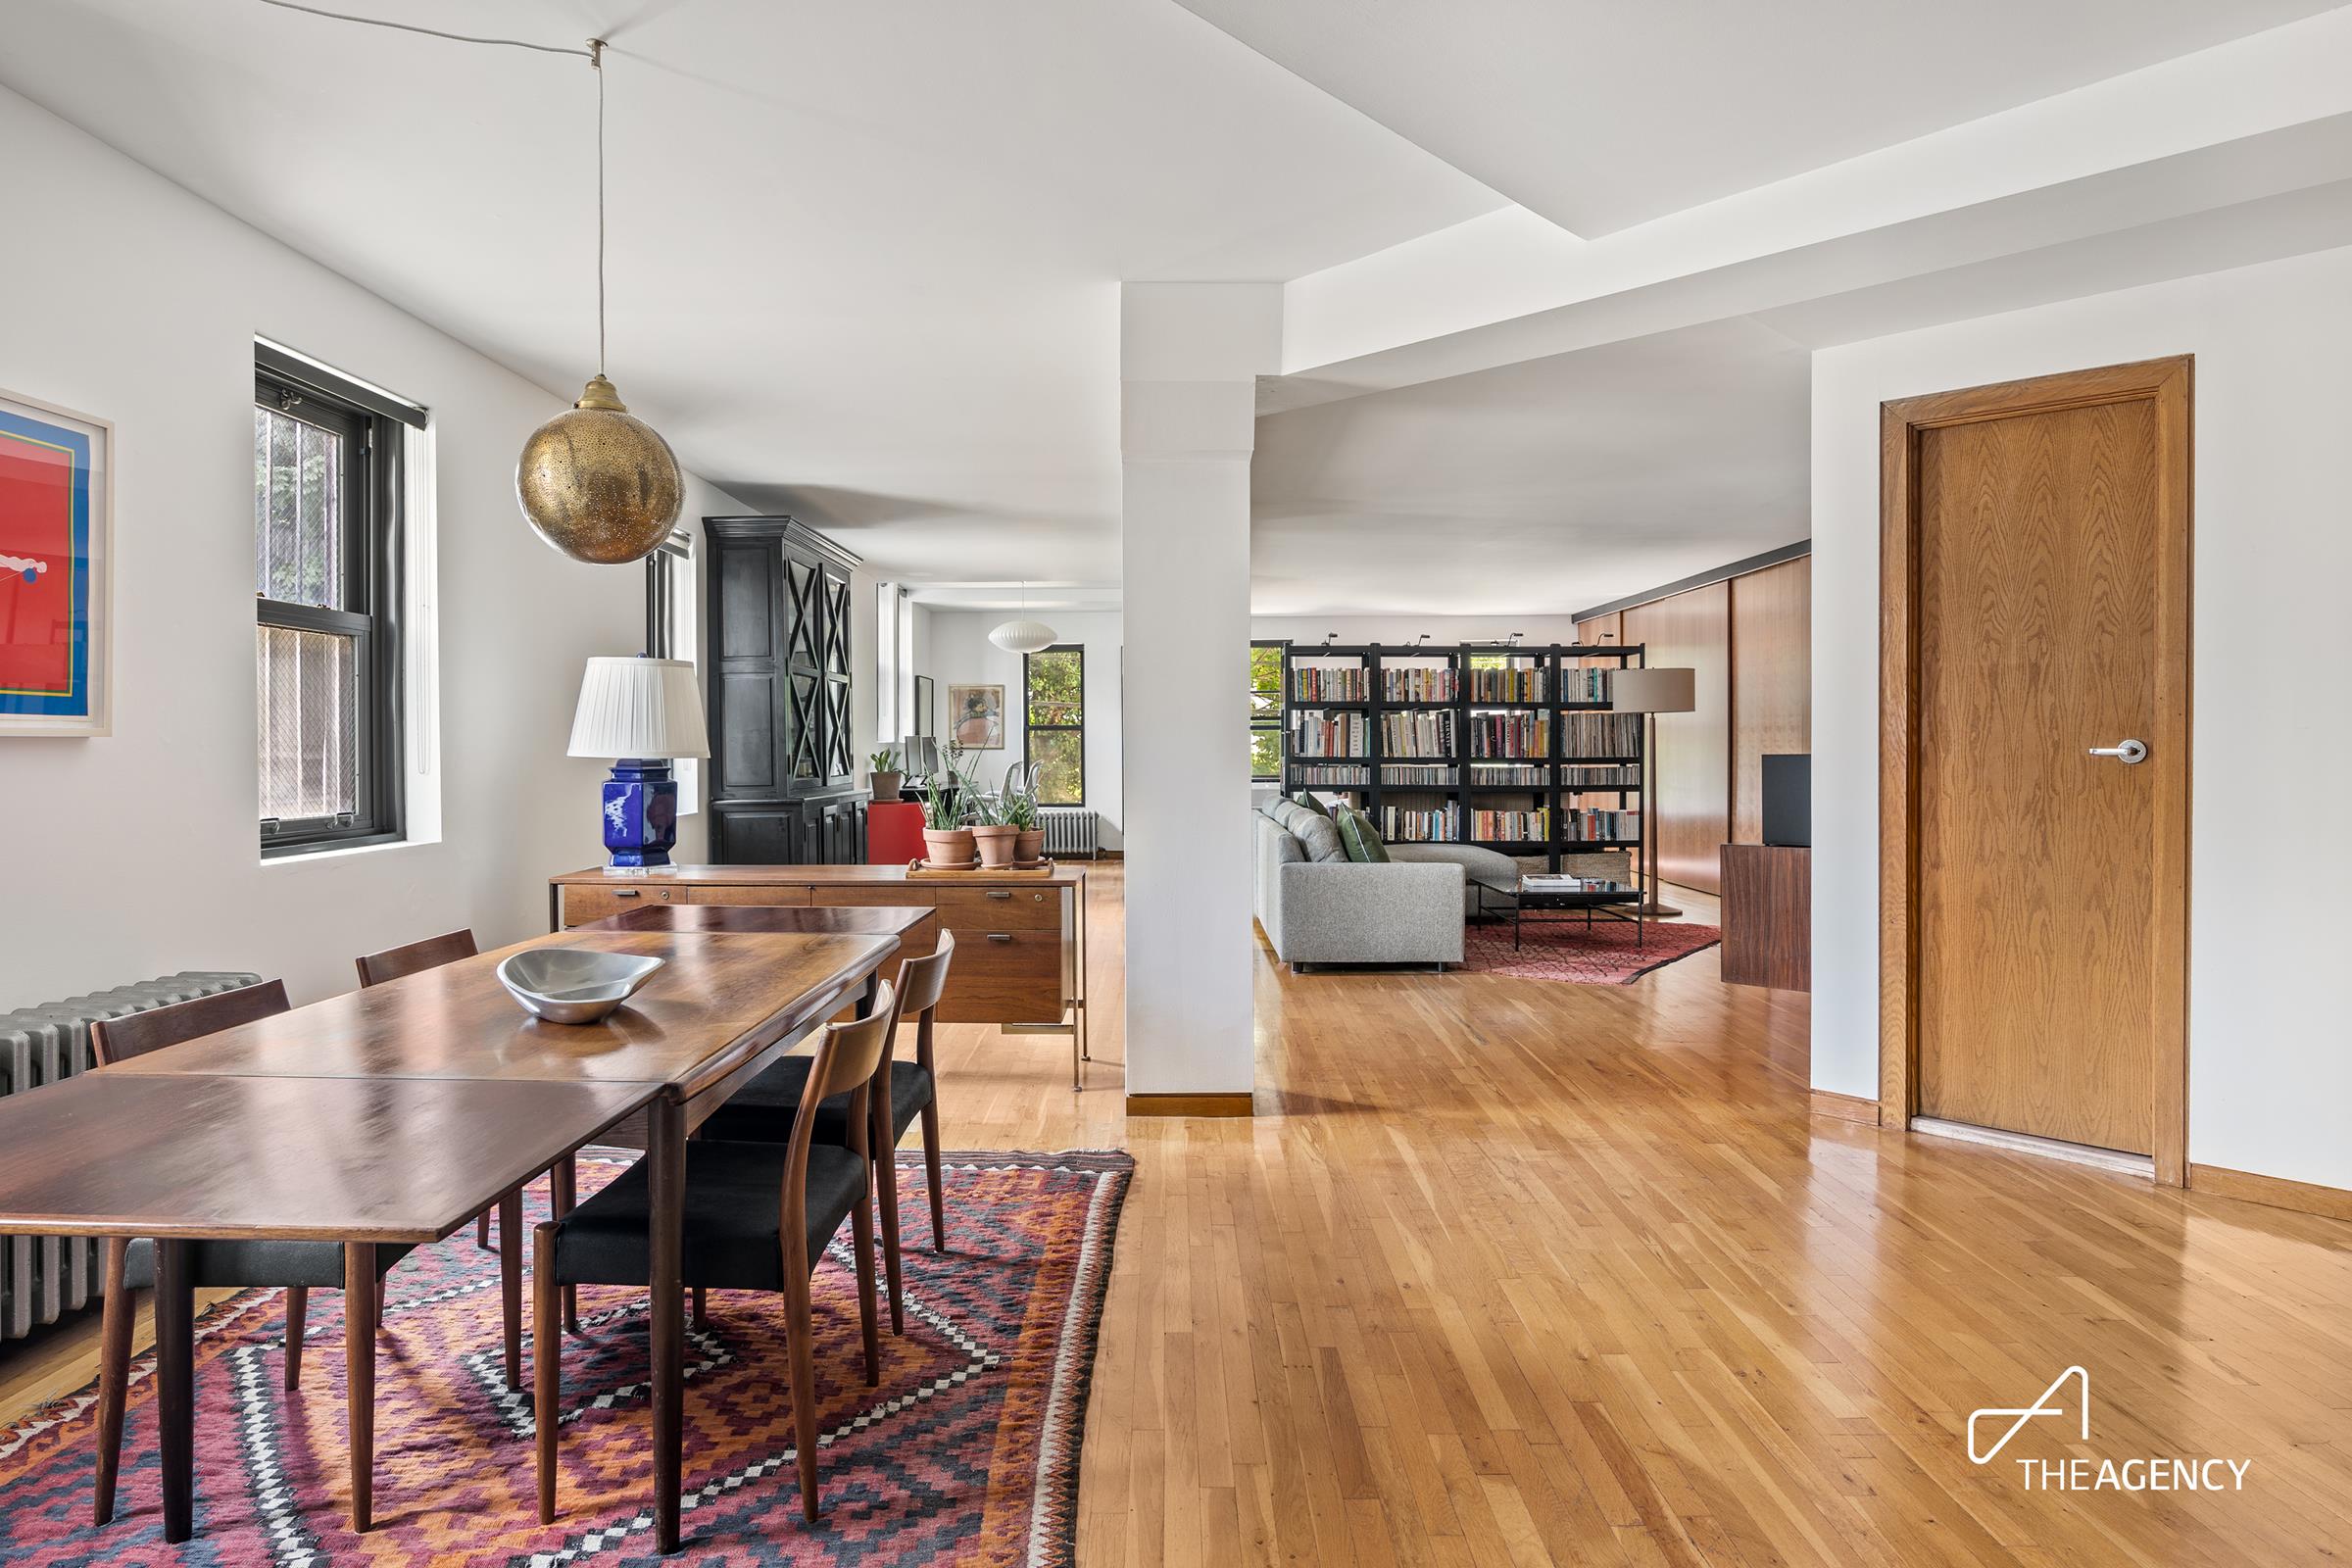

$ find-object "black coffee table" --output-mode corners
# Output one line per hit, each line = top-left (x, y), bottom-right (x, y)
(1476, 874), (1645, 950)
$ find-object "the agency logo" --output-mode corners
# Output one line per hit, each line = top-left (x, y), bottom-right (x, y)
(1969, 1365), (2252, 1493)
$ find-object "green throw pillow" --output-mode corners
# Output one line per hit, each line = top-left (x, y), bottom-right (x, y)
(1337, 807), (1390, 863)
(1291, 791), (1332, 817)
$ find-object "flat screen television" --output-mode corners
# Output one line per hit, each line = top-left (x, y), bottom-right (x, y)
(1761, 754), (1810, 848)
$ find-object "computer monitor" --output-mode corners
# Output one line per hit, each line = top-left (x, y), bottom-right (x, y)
(1761, 754), (1810, 848)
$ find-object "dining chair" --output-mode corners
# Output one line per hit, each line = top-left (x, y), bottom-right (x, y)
(533, 981), (899, 1526)
(694, 933), (955, 1334)
(356, 928), (583, 1338)
(87, 980), (421, 1530)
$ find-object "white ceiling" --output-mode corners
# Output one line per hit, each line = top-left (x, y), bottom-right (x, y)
(1250, 318), (1810, 616)
(1171, 0), (2344, 236)
(0, 0), (1498, 584)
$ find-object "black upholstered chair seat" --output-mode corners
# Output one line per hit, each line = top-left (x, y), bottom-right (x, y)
(698, 1056), (935, 1147)
(122, 1238), (416, 1291)
(548, 1142), (868, 1291)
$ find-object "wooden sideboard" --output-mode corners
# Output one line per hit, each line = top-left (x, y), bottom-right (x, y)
(1718, 844), (1808, 991)
(550, 863), (1093, 1086)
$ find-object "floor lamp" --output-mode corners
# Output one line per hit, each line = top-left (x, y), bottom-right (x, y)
(1608, 666), (1696, 918)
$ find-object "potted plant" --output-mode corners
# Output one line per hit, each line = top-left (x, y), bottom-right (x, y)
(867, 746), (904, 801)
(918, 763), (973, 866)
(968, 784), (1021, 868)
(1004, 763), (1045, 863)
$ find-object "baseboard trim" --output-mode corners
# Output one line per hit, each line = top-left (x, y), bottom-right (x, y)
(2190, 1163), (2352, 1223)
(1125, 1092), (1253, 1118)
(1809, 1090), (1881, 1125)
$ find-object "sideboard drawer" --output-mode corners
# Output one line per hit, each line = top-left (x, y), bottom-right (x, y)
(563, 883), (683, 925)
(686, 884), (810, 906)
(937, 928), (1062, 1023)
(933, 886), (1059, 930)
(809, 886), (936, 909)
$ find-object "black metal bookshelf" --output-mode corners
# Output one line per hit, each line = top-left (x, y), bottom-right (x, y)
(1281, 642), (1647, 874)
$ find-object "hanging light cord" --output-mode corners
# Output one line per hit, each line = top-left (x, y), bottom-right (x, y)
(255, 1), (608, 374)
(254, 1), (592, 58)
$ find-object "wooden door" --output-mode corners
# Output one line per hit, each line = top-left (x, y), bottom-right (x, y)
(1883, 358), (2189, 1169)
(1622, 584), (1731, 894)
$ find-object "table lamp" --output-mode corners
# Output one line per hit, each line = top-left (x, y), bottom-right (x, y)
(1609, 666), (1696, 917)
(567, 656), (710, 870)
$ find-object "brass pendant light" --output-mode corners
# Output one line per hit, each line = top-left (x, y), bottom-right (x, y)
(516, 39), (683, 564)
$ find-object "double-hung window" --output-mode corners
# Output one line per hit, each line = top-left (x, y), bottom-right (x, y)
(254, 352), (405, 854)
(1023, 644), (1085, 806)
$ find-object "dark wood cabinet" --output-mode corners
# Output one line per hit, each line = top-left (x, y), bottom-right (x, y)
(704, 516), (866, 865)
(1719, 844), (1808, 991)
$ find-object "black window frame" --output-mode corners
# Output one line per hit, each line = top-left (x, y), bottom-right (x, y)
(1250, 638), (1287, 782)
(255, 362), (405, 857)
(1022, 642), (1086, 807)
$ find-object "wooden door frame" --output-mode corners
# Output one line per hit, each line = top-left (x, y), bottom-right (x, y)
(1878, 356), (2192, 1184)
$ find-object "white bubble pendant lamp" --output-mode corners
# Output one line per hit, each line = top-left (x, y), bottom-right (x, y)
(989, 582), (1057, 654)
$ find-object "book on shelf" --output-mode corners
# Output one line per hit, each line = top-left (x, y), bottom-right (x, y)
(1290, 710), (1369, 757)
(1468, 711), (1549, 759)
(1562, 808), (1641, 842)
(1467, 761), (1546, 788)
(1465, 664), (1544, 703)
(1380, 709), (1456, 758)
(1292, 666), (1368, 702)
(1559, 763), (1641, 789)
(1559, 666), (1613, 704)
(1290, 762), (1369, 787)
(1561, 711), (1642, 758)
(1470, 808), (1547, 842)
(1381, 763), (1458, 787)
(1380, 803), (1458, 842)
(1380, 665), (1457, 702)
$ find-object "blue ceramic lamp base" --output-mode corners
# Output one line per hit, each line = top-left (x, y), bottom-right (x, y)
(601, 759), (681, 869)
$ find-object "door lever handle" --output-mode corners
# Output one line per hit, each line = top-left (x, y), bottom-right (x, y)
(2087, 738), (2148, 765)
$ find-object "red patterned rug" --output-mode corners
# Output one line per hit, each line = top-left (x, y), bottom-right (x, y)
(0, 1150), (1132, 1566)
(1461, 917), (1721, 983)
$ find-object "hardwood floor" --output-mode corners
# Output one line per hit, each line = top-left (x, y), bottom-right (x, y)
(7, 862), (2350, 1564)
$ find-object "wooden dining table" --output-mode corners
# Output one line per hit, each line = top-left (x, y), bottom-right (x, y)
(0, 923), (900, 1553)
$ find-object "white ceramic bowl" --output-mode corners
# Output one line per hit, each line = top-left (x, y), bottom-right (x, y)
(497, 949), (665, 1024)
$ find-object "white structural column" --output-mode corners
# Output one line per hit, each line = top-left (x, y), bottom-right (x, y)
(1119, 283), (1281, 1101)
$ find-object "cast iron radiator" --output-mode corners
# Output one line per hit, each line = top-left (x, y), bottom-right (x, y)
(1039, 807), (1101, 859)
(0, 971), (262, 1341)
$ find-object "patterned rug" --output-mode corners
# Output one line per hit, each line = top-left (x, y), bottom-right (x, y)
(0, 1150), (1133, 1566)
(1461, 917), (1721, 983)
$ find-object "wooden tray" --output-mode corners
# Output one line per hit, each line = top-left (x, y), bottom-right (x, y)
(904, 858), (1058, 878)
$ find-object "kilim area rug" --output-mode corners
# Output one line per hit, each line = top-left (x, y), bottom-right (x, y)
(0, 1149), (1132, 1566)
(1459, 918), (1721, 984)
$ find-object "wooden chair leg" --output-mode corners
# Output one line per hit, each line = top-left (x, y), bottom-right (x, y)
(500, 1187), (524, 1392)
(93, 1239), (131, 1527)
(785, 1267), (822, 1522)
(872, 1096), (905, 1334)
(850, 1187), (881, 1386)
(550, 1154), (579, 1334)
(918, 1097), (947, 1251)
(691, 1285), (708, 1328)
(344, 1244), (376, 1533)
(476, 1210), (494, 1251)
(283, 1285), (308, 1390)
(533, 1222), (561, 1525)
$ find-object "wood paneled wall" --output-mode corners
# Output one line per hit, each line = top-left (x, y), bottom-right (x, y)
(1588, 554), (1810, 897)
(1730, 557), (1811, 844)
(1623, 586), (1733, 893)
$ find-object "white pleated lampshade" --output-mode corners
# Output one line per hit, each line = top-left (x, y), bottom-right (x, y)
(989, 618), (1058, 655)
(567, 657), (710, 759)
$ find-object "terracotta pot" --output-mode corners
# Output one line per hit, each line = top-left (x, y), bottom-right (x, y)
(1014, 828), (1046, 863)
(921, 826), (975, 866)
(867, 770), (904, 801)
(972, 824), (1020, 868)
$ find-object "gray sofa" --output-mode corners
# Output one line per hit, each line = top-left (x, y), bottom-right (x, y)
(1252, 799), (1519, 969)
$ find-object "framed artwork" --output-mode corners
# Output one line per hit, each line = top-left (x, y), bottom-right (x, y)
(1, 388), (112, 738)
(913, 674), (935, 737)
(948, 682), (1004, 749)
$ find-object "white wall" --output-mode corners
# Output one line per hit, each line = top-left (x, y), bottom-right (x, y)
(1812, 244), (2352, 1192)
(0, 82), (746, 1010)
(914, 610), (1124, 849)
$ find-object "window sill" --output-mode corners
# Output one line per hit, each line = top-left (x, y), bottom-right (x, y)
(259, 832), (412, 866)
